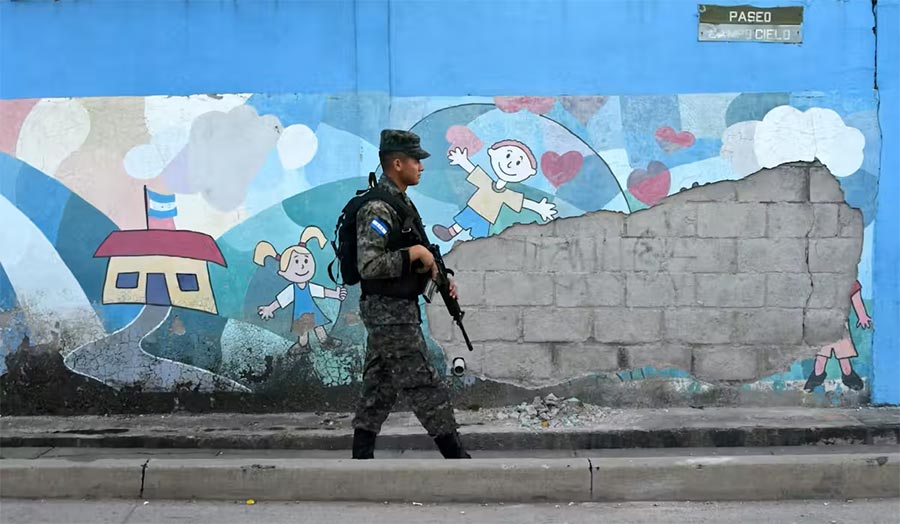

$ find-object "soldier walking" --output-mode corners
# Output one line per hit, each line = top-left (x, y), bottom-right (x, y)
(350, 130), (471, 459)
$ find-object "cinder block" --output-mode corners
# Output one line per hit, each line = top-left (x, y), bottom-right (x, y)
(448, 237), (525, 271)
(804, 309), (849, 346)
(626, 272), (694, 307)
(838, 206), (864, 238)
(736, 166), (809, 203)
(555, 211), (625, 239)
(626, 343), (692, 371)
(461, 307), (521, 342)
(666, 238), (737, 272)
(594, 307), (663, 343)
(625, 238), (667, 271)
(767, 203), (814, 237)
(481, 342), (553, 384)
(733, 308), (804, 344)
(454, 271), (485, 306)
(425, 307), (455, 343)
(811, 204), (839, 237)
(524, 237), (598, 273)
(485, 272), (554, 306)
(766, 273), (812, 307)
(523, 308), (592, 342)
(693, 346), (760, 381)
(555, 272), (625, 307)
(738, 238), (808, 272)
(809, 238), (862, 273)
(599, 237), (625, 271)
(664, 308), (733, 344)
(552, 343), (620, 378)
(666, 203), (698, 237)
(809, 167), (845, 203)
(696, 273), (766, 307)
(808, 273), (852, 309)
(697, 203), (766, 238)
(624, 208), (667, 238)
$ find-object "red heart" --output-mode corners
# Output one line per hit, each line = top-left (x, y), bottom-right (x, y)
(445, 125), (483, 155)
(494, 96), (556, 115)
(541, 151), (583, 188)
(627, 161), (671, 206)
(654, 126), (695, 154)
(560, 96), (608, 125)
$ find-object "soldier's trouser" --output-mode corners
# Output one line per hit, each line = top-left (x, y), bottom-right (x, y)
(352, 323), (459, 437)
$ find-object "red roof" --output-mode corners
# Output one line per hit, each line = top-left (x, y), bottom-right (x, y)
(94, 230), (227, 267)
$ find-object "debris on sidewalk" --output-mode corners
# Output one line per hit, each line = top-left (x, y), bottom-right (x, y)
(478, 394), (619, 429)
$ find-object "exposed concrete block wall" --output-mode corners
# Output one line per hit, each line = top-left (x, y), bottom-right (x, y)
(426, 164), (863, 388)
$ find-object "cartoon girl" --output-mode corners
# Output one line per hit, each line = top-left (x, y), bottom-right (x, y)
(253, 226), (347, 353)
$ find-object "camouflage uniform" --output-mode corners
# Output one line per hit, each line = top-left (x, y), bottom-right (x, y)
(351, 130), (468, 459)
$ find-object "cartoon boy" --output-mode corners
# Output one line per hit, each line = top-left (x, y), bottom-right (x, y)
(803, 280), (872, 392)
(254, 226), (347, 353)
(431, 140), (558, 242)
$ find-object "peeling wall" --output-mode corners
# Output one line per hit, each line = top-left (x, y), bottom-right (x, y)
(1, 0), (895, 412)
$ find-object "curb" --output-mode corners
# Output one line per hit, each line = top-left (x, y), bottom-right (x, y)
(3, 424), (898, 451)
(2, 453), (897, 502)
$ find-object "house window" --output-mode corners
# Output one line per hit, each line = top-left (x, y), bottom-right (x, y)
(115, 272), (139, 289)
(176, 273), (200, 292)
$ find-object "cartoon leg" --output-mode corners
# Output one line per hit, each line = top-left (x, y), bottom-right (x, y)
(315, 325), (343, 349)
(833, 338), (864, 391)
(288, 332), (312, 355)
(432, 223), (462, 242)
(804, 352), (830, 391)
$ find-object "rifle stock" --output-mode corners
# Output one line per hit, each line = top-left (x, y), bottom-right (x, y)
(424, 244), (474, 352)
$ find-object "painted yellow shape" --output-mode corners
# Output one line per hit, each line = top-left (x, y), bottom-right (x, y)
(102, 255), (218, 314)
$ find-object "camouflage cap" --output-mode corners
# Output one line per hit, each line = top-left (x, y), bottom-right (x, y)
(379, 129), (431, 160)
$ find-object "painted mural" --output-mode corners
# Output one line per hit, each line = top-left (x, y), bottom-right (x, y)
(0, 90), (880, 410)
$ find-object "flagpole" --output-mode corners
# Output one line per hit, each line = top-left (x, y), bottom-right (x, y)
(143, 185), (149, 230)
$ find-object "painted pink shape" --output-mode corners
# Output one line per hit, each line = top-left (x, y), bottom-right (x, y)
(654, 126), (695, 154)
(494, 96), (556, 115)
(627, 160), (671, 206)
(560, 96), (609, 125)
(0, 99), (39, 155)
(445, 125), (483, 155)
(541, 151), (583, 188)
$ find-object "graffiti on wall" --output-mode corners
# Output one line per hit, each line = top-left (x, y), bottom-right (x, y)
(0, 90), (880, 405)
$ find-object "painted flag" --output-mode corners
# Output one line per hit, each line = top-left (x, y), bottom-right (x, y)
(146, 188), (177, 230)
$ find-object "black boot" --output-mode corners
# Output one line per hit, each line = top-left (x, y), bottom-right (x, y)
(842, 370), (864, 391)
(803, 370), (826, 391)
(434, 431), (471, 459)
(352, 428), (377, 459)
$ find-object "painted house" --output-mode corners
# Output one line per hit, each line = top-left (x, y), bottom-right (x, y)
(94, 229), (227, 315)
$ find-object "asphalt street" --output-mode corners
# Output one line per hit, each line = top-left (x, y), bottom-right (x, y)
(2, 498), (898, 524)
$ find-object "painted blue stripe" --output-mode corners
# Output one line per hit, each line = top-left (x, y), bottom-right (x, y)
(0, 0), (875, 99)
(146, 189), (175, 203)
(872, 0), (900, 405)
(147, 207), (177, 219)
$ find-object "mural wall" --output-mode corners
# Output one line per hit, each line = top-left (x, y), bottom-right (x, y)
(0, 90), (882, 412)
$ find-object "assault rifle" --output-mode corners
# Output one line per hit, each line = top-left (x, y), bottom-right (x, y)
(423, 244), (473, 375)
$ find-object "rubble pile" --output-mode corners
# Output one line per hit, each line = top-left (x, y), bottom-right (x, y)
(484, 393), (615, 429)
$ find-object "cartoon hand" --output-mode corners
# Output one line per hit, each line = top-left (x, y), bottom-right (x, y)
(337, 287), (348, 301)
(258, 304), (275, 320)
(857, 314), (873, 329)
(448, 147), (468, 166)
(534, 198), (558, 222)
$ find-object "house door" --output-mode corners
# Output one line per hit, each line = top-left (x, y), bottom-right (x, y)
(146, 273), (171, 306)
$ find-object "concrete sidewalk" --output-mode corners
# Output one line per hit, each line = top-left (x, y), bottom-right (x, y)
(2, 407), (898, 450)
(1, 446), (898, 502)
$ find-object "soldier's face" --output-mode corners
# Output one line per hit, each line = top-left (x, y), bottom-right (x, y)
(394, 155), (424, 186)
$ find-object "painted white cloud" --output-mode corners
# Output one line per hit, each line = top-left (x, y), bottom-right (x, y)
(722, 106), (865, 178)
(16, 99), (91, 176)
(124, 93), (250, 180)
(277, 124), (318, 169)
